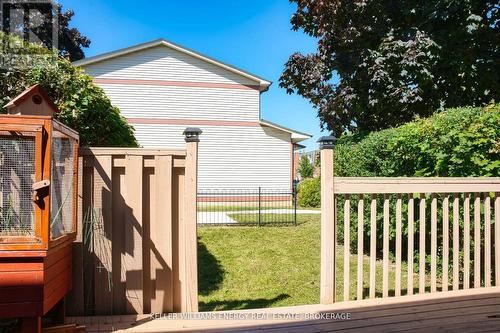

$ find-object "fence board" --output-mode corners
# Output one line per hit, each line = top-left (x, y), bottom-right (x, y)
(124, 155), (144, 314)
(382, 194), (389, 298)
(151, 156), (173, 313)
(395, 194), (402, 297)
(112, 167), (126, 314)
(442, 196), (449, 292)
(357, 195), (364, 300)
(484, 195), (491, 288)
(474, 193), (481, 288)
(464, 194), (470, 290)
(453, 194), (459, 291)
(419, 194), (426, 294)
(93, 155), (113, 315)
(407, 195), (414, 296)
(343, 195), (350, 301)
(172, 167), (184, 311)
(431, 194), (437, 293)
(369, 194), (377, 299)
(495, 193), (500, 286)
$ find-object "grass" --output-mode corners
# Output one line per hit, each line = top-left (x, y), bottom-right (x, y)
(198, 214), (431, 312)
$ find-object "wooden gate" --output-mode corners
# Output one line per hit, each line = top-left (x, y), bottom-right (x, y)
(67, 134), (199, 315)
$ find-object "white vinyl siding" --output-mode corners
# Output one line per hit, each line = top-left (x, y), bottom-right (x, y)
(132, 124), (291, 190)
(84, 45), (257, 86)
(82, 44), (294, 190)
(96, 84), (259, 122)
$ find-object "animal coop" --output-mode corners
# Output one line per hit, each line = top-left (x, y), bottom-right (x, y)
(0, 85), (79, 332)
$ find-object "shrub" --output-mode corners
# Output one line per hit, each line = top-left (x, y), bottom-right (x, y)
(0, 32), (137, 147)
(297, 178), (320, 208)
(334, 104), (500, 177)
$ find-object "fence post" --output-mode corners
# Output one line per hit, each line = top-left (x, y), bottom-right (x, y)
(182, 128), (202, 312)
(319, 136), (336, 304)
(258, 187), (261, 226)
(294, 187), (297, 226)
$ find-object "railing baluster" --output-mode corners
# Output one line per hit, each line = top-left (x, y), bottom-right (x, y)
(464, 194), (470, 289)
(419, 193), (426, 294)
(442, 195), (449, 292)
(395, 194), (402, 297)
(343, 195), (350, 301)
(369, 193), (377, 299)
(453, 193), (460, 291)
(383, 194), (389, 298)
(495, 193), (500, 286)
(407, 194), (414, 296)
(474, 193), (481, 288)
(431, 194), (437, 293)
(357, 194), (364, 300)
(485, 194), (491, 288)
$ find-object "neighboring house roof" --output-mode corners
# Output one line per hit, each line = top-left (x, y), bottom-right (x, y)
(260, 119), (312, 143)
(73, 38), (272, 92)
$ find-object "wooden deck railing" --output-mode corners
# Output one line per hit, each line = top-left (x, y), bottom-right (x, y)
(319, 139), (500, 304)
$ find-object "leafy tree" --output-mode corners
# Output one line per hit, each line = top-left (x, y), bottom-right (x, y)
(298, 154), (314, 178)
(2, 2), (90, 61)
(0, 32), (137, 147)
(280, 0), (500, 137)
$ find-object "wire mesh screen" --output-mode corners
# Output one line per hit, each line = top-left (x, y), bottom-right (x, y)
(0, 137), (36, 236)
(197, 188), (297, 226)
(51, 136), (75, 238)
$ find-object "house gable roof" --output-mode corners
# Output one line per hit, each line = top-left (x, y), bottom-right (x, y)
(260, 119), (312, 143)
(73, 39), (272, 92)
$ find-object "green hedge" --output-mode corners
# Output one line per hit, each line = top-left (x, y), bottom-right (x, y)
(334, 104), (500, 177)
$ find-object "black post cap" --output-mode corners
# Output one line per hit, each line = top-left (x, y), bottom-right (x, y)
(317, 136), (336, 149)
(183, 127), (202, 142)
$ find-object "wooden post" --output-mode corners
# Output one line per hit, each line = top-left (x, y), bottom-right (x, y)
(182, 128), (201, 312)
(319, 136), (336, 304)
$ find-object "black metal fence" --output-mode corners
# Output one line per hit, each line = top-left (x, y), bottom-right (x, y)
(197, 188), (297, 226)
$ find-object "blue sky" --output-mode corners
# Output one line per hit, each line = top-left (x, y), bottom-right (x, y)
(60, 0), (328, 150)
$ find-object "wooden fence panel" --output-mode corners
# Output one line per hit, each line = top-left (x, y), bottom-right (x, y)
(67, 146), (197, 315)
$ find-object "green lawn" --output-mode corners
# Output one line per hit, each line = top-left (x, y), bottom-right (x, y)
(198, 214), (428, 311)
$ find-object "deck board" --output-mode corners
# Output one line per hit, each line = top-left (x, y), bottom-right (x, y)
(67, 287), (500, 332)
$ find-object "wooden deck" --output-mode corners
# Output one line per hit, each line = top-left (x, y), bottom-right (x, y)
(67, 287), (500, 332)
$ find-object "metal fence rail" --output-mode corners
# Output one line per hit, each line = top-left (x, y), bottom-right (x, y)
(197, 188), (297, 226)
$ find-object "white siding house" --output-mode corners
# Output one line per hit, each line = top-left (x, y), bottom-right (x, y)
(74, 39), (311, 190)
